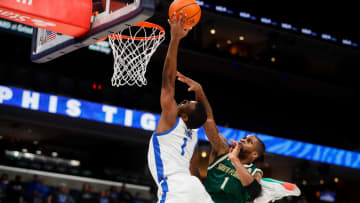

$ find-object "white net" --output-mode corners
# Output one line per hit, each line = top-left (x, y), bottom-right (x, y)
(108, 23), (165, 87)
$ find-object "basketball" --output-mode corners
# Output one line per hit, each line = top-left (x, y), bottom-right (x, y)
(169, 0), (201, 29)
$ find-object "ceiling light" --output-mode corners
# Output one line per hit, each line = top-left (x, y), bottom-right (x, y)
(210, 28), (216, 35)
(320, 179), (324, 185)
(70, 160), (80, 167)
(13, 151), (20, 157)
(334, 177), (339, 183)
(24, 153), (34, 159)
(239, 36), (245, 41)
(271, 57), (276, 62)
(226, 40), (232, 44)
(52, 152), (58, 157)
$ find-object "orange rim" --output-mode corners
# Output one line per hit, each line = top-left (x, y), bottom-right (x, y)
(108, 21), (165, 41)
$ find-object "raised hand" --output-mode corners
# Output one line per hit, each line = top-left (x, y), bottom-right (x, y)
(176, 71), (202, 92)
(228, 140), (241, 162)
(168, 11), (192, 40)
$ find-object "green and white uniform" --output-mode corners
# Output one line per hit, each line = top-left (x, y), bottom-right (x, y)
(204, 153), (262, 203)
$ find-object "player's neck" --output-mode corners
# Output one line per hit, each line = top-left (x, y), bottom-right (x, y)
(239, 157), (252, 165)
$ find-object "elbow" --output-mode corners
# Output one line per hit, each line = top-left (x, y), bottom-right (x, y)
(160, 92), (175, 108)
(205, 118), (215, 123)
(161, 88), (174, 100)
(161, 73), (175, 90)
(245, 179), (262, 201)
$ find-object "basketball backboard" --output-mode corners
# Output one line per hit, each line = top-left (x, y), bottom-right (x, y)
(31, 0), (155, 63)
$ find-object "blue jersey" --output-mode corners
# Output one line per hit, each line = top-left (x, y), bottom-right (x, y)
(148, 117), (198, 184)
(147, 117), (213, 203)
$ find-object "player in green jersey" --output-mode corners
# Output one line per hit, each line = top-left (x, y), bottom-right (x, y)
(203, 137), (264, 203)
(177, 72), (264, 203)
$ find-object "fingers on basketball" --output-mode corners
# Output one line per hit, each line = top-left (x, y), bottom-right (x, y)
(169, 12), (176, 24)
(178, 11), (183, 23)
(182, 13), (187, 25)
(169, 0), (202, 29)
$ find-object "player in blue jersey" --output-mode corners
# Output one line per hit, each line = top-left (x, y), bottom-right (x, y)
(147, 12), (213, 203)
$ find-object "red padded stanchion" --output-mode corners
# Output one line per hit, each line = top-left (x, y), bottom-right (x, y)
(0, 0), (92, 37)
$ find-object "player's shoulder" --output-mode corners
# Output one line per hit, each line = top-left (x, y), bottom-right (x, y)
(208, 152), (229, 170)
(154, 117), (181, 136)
(169, 117), (198, 137)
(245, 163), (263, 176)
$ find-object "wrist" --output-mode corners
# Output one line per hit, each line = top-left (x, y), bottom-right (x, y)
(194, 85), (203, 93)
(229, 156), (241, 163)
(170, 37), (181, 43)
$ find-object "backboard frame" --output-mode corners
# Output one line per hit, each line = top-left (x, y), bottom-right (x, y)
(31, 0), (155, 63)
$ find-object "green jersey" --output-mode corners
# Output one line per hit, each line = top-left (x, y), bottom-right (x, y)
(204, 153), (262, 203)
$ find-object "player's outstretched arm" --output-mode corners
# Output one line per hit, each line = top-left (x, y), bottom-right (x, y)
(176, 72), (229, 155)
(155, 12), (191, 134)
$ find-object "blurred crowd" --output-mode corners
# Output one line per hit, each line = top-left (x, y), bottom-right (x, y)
(0, 173), (152, 203)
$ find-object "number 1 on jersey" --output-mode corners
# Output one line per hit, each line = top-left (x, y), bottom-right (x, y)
(220, 177), (230, 190)
(181, 137), (188, 156)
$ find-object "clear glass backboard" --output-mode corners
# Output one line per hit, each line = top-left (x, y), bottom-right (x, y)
(31, 0), (155, 63)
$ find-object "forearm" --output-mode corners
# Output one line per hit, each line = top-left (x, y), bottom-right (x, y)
(195, 87), (228, 153)
(162, 38), (180, 89)
(203, 120), (228, 151)
(194, 86), (214, 120)
(230, 158), (254, 186)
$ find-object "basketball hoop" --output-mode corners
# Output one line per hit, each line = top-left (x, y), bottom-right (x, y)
(108, 22), (165, 87)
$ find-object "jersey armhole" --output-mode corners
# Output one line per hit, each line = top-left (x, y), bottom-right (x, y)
(252, 168), (263, 177)
(208, 152), (228, 170)
(153, 117), (180, 136)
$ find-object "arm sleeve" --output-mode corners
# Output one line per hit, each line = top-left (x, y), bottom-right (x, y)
(245, 179), (262, 201)
(251, 168), (263, 176)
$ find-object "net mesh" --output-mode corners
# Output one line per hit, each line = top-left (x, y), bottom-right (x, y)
(108, 24), (165, 87)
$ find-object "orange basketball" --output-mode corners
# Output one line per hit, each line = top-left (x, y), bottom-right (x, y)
(169, 0), (201, 29)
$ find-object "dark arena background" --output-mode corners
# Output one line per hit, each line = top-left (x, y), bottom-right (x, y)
(0, 0), (360, 202)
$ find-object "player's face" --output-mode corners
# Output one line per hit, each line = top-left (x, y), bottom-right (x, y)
(238, 135), (258, 158)
(178, 100), (197, 114)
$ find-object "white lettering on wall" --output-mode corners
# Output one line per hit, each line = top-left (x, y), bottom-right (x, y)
(124, 110), (133, 127)
(102, 105), (117, 123)
(48, 96), (58, 113)
(140, 113), (156, 131)
(21, 91), (39, 110)
(66, 99), (81, 117)
(0, 86), (13, 103)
